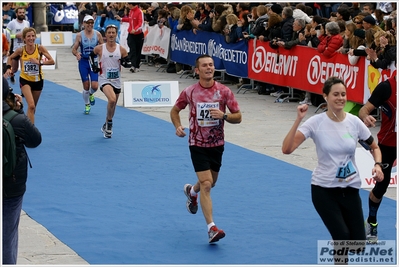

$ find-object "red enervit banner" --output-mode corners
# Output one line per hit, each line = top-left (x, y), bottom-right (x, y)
(247, 40), (366, 104)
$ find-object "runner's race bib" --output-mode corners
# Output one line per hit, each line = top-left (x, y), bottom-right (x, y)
(24, 61), (39, 76)
(106, 67), (119, 80)
(196, 102), (219, 127)
(336, 160), (357, 182)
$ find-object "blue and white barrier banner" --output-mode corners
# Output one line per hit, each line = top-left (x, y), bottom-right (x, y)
(142, 25), (171, 59)
(51, 4), (78, 25)
(123, 81), (179, 107)
(170, 29), (248, 78)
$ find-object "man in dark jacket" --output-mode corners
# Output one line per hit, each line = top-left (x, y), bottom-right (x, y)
(2, 77), (42, 264)
(277, 18), (307, 49)
(280, 6), (294, 42)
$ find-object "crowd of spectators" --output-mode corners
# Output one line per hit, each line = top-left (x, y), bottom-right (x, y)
(5, 3), (396, 104)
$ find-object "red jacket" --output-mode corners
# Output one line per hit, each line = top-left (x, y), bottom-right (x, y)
(121, 6), (144, 35)
(317, 34), (343, 58)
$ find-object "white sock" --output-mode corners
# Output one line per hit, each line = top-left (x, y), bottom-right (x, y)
(207, 222), (215, 232)
(89, 88), (96, 95)
(83, 90), (90, 104)
(190, 186), (197, 196)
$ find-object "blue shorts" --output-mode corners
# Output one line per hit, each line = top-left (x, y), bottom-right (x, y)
(78, 58), (98, 83)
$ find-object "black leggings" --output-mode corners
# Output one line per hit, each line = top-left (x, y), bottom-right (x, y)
(372, 143), (397, 199)
(311, 185), (366, 241)
(127, 32), (144, 68)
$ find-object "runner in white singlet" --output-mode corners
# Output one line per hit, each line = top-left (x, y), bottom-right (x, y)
(91, 24), (128, 138)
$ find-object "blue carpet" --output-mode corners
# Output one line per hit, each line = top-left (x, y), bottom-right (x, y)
(21, 80), (396, 264)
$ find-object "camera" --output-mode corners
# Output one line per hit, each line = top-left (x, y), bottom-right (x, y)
(210, 9), (214, 13)
(315, 25), (321, 30)
(247, 14), (252, 19)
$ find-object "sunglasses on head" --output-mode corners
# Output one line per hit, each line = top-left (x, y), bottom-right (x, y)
(106, 24), (118, 30)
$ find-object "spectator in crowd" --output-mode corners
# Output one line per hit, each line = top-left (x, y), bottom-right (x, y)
(176, 5), (195, 32)
(2, 31), (9, 73)
(374, 9), (386, 29)
(317, 21), (343, 58)
(339, 22), (357, 54)
(194, 3), (206, 21)
(78, 3), (97, 31)
(6, 7), (30, 84)
(304, 5), (313, 17)
(367, 31), (396, 70)
(293, 3), (312, 23)
(99, 3), (117, 29)
(347, 29), (366, 65)
(2, 77), (42, 265)
(277, 18), (307, 49)
(298, 23), (319, 105)
(353, 15), (365, 29)
(191, 3), (213, 32)
(251, 5), (269, 37)
(310, 15), (324, 37)
(45, 3), (54, 26)
(211, 4), (232, 34)
(336, 19), (347, 39)
(384, 16), (396, 38)
(280, 6), (295, 42)
(269, 3), (283, 16)
(336, 5), (352, 24)
(147, 2), (160, 26)
(121, 2), (144, 73)
(303, 23), (320, 47)
(329, 12), (338, 22)
(223, 14), (242, 43)
(242, 7), (257, 39)
(261, 12), (282, 43)
(362, 3), (374, 15)
(2, 3), (16, 29)
(349, 3), (361, 18)
(236, 3), (250, 23)
(363, 15), (384, 32)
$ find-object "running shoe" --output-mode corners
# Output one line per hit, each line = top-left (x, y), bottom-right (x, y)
(89, 94), (95, 106)
(84, 104), (91, 114)
(184, 184), (198, 214)
(208, 225), (225, 243)
(101, 122), (113, 138)
(130, 67), (135, 73)
(365, 221), (378, 244)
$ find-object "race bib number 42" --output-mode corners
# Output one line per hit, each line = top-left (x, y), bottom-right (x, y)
(196, 102), (220, 127)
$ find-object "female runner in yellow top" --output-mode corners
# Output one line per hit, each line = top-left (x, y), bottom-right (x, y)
(5, 27), (55, 124)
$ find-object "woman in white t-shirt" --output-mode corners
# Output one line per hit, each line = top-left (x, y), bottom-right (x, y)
(282, 77), (384, 262)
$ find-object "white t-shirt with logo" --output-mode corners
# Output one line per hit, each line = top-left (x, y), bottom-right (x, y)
(7, 19), (30, 50)
(298, 112), (372, 189)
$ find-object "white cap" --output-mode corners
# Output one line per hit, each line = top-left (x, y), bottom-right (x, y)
(84, 15), (94, 22)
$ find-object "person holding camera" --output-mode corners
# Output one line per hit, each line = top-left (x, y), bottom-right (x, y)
(2, 76), (42, 264)
(5, 27), (54, 124)
(282, 76), (383, 264)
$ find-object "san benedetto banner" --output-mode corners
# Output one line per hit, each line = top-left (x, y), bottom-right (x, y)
(123, 81), (179, 107)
